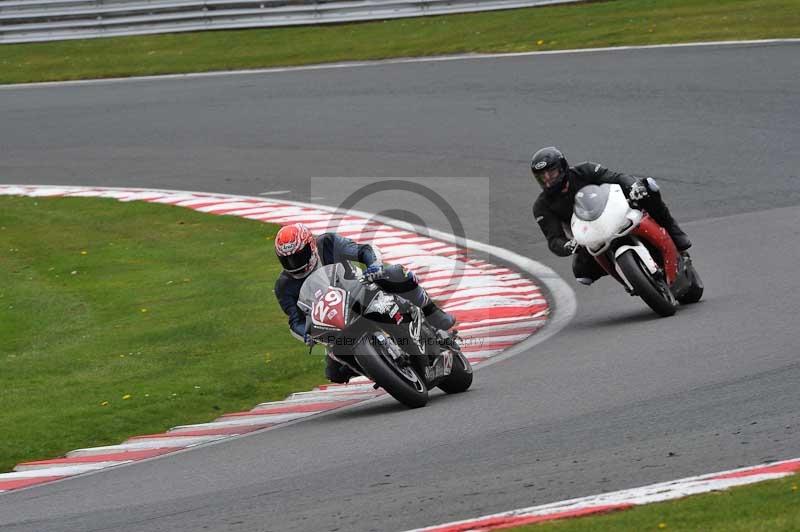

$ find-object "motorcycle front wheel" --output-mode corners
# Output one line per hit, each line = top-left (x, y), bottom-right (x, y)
(616, 249), (678, 317)
(438, 352), (473, 394)
(355, 334), (429, 408)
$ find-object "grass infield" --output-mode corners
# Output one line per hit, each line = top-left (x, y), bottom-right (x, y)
(1, 0), (799, 84)
(512, 473), (800, 531)
(0, 196), (321, 473)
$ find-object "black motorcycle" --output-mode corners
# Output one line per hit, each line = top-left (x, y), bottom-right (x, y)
(298, 262), (472, 408)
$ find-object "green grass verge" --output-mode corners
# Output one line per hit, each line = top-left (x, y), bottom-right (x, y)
(510, 473), (800, 531)
(2, 0), (799, 84)
(0, 196), (323, 473)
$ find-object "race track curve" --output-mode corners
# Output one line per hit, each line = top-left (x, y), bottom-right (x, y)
(1, 41), (799, 531)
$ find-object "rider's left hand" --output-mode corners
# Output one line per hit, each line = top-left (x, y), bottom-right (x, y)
(362, 264), (385, 283)
(563, 239), (579, 255)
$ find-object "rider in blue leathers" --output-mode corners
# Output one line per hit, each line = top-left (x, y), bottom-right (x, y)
(274, 223), (455, 383)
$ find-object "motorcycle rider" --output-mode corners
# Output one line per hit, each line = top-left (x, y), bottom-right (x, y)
(273, 223), (456, 383)
(531, 146), (692, 286)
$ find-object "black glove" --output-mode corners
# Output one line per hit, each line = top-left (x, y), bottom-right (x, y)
(563, 239), (579, 255)
(629, 179), (650, 202)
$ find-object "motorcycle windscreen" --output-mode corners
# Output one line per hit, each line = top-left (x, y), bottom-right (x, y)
(573, 184), (610, 221)
(298, 262), (364, 329)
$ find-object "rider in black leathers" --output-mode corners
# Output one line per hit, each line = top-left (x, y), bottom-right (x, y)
(273, 223), (455, 383)
(531, 146), (692, 285)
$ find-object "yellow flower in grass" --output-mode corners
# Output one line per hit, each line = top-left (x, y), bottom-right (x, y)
(81, 251), (88, 255)
(658, 524), (667, 529)
(100, 401), (109, 406)
(122, 394), (132, 400)
(537, 39), (545, 45)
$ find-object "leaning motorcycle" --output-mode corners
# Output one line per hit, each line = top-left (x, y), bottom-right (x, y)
(571, 183), (703, 317)
(298, 262), (472, 408)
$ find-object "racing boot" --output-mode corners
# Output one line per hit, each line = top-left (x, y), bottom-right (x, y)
(652, 203), (691, 251)
(665, 220), (692, 252)
(325, 356), (357, 384)
(423, 302), (457, 331)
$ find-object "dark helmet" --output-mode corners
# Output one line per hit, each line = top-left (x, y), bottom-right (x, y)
(531, 146), (569, 194)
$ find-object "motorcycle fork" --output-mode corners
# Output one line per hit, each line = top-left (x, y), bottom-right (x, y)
(598, 238), (668, 296)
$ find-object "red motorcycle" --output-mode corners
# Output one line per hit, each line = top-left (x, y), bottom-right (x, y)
(571, 183), (703, 316)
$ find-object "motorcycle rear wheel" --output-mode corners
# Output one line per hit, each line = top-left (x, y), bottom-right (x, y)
(355, 334), (429, 408)
(617, 250), (678, 317)
(677, 260), (704, 304)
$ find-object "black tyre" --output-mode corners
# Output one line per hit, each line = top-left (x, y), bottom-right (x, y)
(354, 335), (428, 409)
(678, 262), (704, 304)
(438, 352), (473, 394)
(616, 250), (678, 317)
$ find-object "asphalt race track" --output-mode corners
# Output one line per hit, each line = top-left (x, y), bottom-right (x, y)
(1, 41), (799, 531)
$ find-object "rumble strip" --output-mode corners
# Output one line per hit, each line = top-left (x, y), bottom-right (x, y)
(0, 185), (553, 493)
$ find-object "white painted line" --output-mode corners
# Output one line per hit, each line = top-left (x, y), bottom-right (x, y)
(143, 193), (205, 204)
(0, 463), (114, 479)
(253, 394), (370, 407)
(458, 321), (545, 337)
(443, 297), (547, 311)
(173, 411), (318, 431)
(287, 391), (383, 402)
(195, 201), (266, 213)
(458, 312), (549, 325)
(407, 458), (800, 532)
(463, 349), (504, 358)
(259, 190), (292, 196)
(67, 436), (226, 457)
(460, 332), (531, 344)
(173, 197), (233, 207)
(14, 461), (130, 472)
(430, 287), (541, 300)
(312, 383), (379, 393)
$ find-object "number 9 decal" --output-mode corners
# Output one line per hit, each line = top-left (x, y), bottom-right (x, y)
(324, 290), (342, 305)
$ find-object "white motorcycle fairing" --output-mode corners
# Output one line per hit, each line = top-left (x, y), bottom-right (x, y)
(571, 184), (660, 291)
(571, 184), (641, 256)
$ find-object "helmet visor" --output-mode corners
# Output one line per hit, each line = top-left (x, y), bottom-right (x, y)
(278, 244), (313, 273)
(533, 166), (564, 190)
